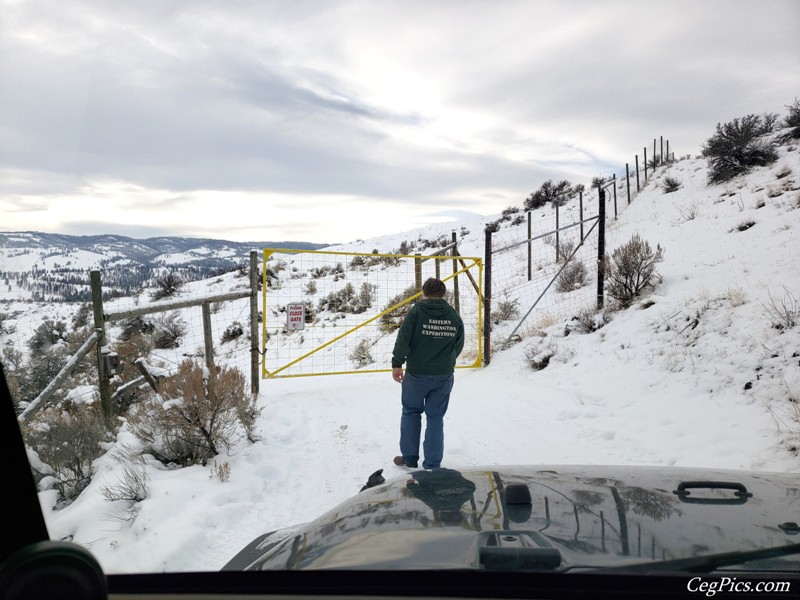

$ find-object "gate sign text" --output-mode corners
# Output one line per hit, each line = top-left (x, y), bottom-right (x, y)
(287, 302), (305, 331)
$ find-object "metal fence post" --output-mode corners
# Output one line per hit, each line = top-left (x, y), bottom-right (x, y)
(555, 198), (561, 262)
(414, 254), (422, 291)
(626, 163), (631, 205)
(644, 147), (648, 182)
(635, 154), (640, 191)
(527, 211), (532, 281)
(597, 188), (606, 310)
(612, 174), (618, 219)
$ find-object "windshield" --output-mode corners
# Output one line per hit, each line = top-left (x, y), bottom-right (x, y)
(1, 0), (799, 586)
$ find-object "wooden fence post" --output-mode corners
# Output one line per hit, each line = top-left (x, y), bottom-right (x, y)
(90, 270), (113, 428)
(414, 254), (422, 291)
(644, 147), (648, 182)
(451, 231), (460, 313)
(202, 301), (214, 369)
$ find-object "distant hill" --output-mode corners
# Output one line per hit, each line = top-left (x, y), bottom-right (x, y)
(0, 231), (330, 302)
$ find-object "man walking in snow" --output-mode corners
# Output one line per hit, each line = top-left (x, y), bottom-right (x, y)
(391, 277), (464, 470)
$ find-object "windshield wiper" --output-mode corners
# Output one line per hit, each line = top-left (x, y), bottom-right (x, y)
(598, 543), (800, 574)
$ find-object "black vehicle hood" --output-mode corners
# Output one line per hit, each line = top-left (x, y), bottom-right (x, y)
(224, 465), (800, 572)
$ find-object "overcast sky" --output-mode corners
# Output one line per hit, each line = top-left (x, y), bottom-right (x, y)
(1, 0), (798, 244)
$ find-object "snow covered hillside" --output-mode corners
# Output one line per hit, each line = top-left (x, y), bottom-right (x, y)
(5, 142), (800, 574)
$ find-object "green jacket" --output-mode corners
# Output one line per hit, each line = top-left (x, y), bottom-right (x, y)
(391, 299), (465, 375)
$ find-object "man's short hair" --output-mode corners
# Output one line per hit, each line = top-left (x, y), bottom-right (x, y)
(422, 278), (447, 299)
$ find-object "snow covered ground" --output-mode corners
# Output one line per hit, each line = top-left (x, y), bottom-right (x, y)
(13, 143), (800, 573)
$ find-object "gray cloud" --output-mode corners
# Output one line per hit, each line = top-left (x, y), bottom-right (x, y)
(1, 0), (798, 241)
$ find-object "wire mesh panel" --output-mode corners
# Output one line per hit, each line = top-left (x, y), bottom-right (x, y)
(489, 196), (602, 344)
(261, 249), (483, 378)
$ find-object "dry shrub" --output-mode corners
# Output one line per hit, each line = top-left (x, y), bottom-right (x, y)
(662, 176), (682, 193)
(152, 312), (187, 349)
(763, 287), (799, 330)
(24, 404), (109, 503)
(221, 321), (244, 344)
(101, 447), (149, 504)
(571, 308), (608, 333)
(494, 297), (520, 322)
(349, 338), (374, 368)
(556, 261), (588, 293)
(128, 360), (259, 466)
(379, 286), (420, 333)
(151, 272), (184, 300)
(606, 234), (665, 306)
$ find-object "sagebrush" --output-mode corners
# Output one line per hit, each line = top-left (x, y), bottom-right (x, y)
(128, 360), (259, 466)
(605, 234), (665, 306)
(702, 113), (778, 184)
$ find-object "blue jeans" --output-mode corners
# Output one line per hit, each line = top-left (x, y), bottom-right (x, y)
(400, 372), (454, 469)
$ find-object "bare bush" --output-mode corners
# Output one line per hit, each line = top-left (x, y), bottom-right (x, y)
(662, 176), (682, 193)
(24, 405), (109, 503)
(733, 220), (756, 232)
(151, 272), (184, 300)
(152, 312), (187, 349)
(209, 460), (231, 482)
(606, 234), (665, 306)
(119, 316), (155, 341)
(221, 321), (244, 344)
(127, 360), (258, 466)
(101, 449), (149, 505)
(570, 308), (608, 333)
(557, 261), (588, 293)
(763, 287), (799, 330)
(494, 298), (520, 322)
(349, 338), (374, 368)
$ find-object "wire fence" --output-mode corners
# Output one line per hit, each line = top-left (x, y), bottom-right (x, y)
(261, 248), (483, 378)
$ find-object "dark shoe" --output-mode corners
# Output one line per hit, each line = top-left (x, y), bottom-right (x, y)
(393, 456), (418, 468)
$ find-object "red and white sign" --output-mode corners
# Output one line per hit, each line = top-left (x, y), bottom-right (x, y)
(286, 302), (305, 331)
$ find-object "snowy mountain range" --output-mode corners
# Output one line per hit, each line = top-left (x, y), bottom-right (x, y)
(0, 231), (329, 302)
